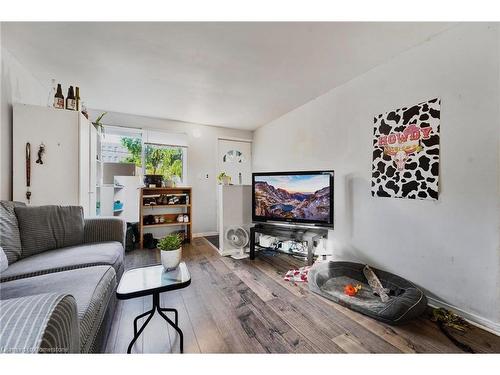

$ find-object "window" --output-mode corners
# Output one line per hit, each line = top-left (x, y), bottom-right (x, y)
(101, 134), (140, 164)
(223, 149), (246, 163)
(101, 127), (142, 166)
(144, 143), (184, 182)
(119, 137), (143, 168)
(102, 126), (188, 184)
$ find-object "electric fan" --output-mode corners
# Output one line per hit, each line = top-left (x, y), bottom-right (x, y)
(224, 226), (250, 260)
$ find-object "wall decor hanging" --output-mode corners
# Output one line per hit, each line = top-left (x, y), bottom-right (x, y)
(372, 98), (440, 200)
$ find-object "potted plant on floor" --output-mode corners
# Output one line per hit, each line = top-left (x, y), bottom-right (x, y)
(158, 233), (183, 271)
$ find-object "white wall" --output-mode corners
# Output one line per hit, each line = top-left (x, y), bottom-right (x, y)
(1, 30), (46, 200)
(87, 109), (253, 235)
(253, 24), (500, 331)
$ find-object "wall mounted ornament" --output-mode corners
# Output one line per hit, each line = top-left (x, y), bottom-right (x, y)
(371, 98), (440, 200)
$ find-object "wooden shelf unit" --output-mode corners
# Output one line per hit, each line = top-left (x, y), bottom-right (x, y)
(139, 187), (192, 248)
(143, 222), (191, 228)
(142, 204), (191, 209)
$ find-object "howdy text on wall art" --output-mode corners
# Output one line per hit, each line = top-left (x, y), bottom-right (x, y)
(371, 98), (440, 200)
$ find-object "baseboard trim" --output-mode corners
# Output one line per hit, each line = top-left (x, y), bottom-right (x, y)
(193, 231), (218, 238)
(202, 238), (219, 251)
(199, 236), (243, 257)
(427, 297), (500, 336)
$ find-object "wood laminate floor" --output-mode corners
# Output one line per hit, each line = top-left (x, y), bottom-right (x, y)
(105, 238), (500, 353)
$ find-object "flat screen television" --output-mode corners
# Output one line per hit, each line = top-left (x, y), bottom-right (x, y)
(252, 170), (334, 228)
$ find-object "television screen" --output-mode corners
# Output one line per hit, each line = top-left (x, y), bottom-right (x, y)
(252, 171), (334, 227)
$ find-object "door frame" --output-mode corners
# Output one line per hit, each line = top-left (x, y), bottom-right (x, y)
(216, 136), (253, 183)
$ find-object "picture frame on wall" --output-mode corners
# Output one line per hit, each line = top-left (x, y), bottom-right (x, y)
(371, 98), (440, 200)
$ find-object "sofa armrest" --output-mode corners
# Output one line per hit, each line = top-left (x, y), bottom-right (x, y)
(0, 293), (79, 353)
(84, 217), (125, 246)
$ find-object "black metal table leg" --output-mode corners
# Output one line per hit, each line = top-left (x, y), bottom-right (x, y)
(127, 309), (154, 353)
(127, 292), (184, 354)
(133, 308), (155, 336)
(159, 307), (179, 326)
(157, 307), (183, 353)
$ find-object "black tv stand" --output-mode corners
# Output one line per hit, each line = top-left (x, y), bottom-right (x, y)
(249, 223), (328, 266)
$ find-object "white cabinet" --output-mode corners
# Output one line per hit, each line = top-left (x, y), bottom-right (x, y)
(89, 125), (98, 215)
(217, 184), (252, 256)
(99, 176), (141, 222)
(13, 104), (97, 217)
(114, 176), (141, 222)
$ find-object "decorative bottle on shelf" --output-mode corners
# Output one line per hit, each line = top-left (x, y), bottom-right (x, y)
(47, 79), (56, 108)
(66, 86), (76, 110)
(54, 83), (65, 109)
(75, 86), (81, 111)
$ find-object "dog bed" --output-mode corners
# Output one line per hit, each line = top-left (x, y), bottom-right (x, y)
(308, 261), (427, 325)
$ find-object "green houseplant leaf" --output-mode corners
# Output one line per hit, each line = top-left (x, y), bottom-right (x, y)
(92, 112), (107, 135)
(217, 172), (230, 184)
(157, 233), (183, 251)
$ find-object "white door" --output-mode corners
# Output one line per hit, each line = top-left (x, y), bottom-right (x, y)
(217, 139), (252, 185)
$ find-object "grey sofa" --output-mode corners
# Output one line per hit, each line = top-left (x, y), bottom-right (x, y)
(0, 201), (125, 353)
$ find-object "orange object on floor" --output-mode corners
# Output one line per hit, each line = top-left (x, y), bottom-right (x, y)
(344, 283), (362, 296)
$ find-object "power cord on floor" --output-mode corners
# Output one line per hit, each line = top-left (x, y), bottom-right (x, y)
(431, 308), (474, 353)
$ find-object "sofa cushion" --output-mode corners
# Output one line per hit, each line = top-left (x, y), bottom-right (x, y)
(15, 205), (84, 258)
(0, 246), (7, 272)
(0, 201), (25, 264)
(0, 241), (124, 283)
(0, 293), (79, 353)
(0, 265), (117, 353)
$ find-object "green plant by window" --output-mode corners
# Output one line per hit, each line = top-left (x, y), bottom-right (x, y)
(144, 145), (182, 180)
(120, 137), (183, 180)
(120, 137), (142, 167)
(92, 112), (107, 134)
(157, 234), (183, 251)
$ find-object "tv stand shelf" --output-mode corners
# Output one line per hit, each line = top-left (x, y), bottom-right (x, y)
(249, 223), (328, 266)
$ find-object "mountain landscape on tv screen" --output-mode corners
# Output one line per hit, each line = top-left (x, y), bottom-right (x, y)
(254, 180), (330, 222)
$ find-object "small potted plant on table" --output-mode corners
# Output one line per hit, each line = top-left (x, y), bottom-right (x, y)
(158, 233), (183, 271)
(217, 172), (231, 185)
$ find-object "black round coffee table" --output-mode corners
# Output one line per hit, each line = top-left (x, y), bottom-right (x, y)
(116, 262), (191, 353)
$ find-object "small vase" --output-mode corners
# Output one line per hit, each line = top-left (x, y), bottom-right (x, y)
(161, 247), (182, 271)
(222, 176), (231, 185)
(144, 174), (164, 188)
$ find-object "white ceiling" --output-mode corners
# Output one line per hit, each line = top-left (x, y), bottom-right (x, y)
(2, 22), (453, 130)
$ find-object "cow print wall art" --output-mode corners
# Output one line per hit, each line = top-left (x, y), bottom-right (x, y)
(372, 98), (440, 200)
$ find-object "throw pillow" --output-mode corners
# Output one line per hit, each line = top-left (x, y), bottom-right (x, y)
(0, 246), (8, 272)
(15, 205), (85, 258)
(0, 200), (26, 264)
